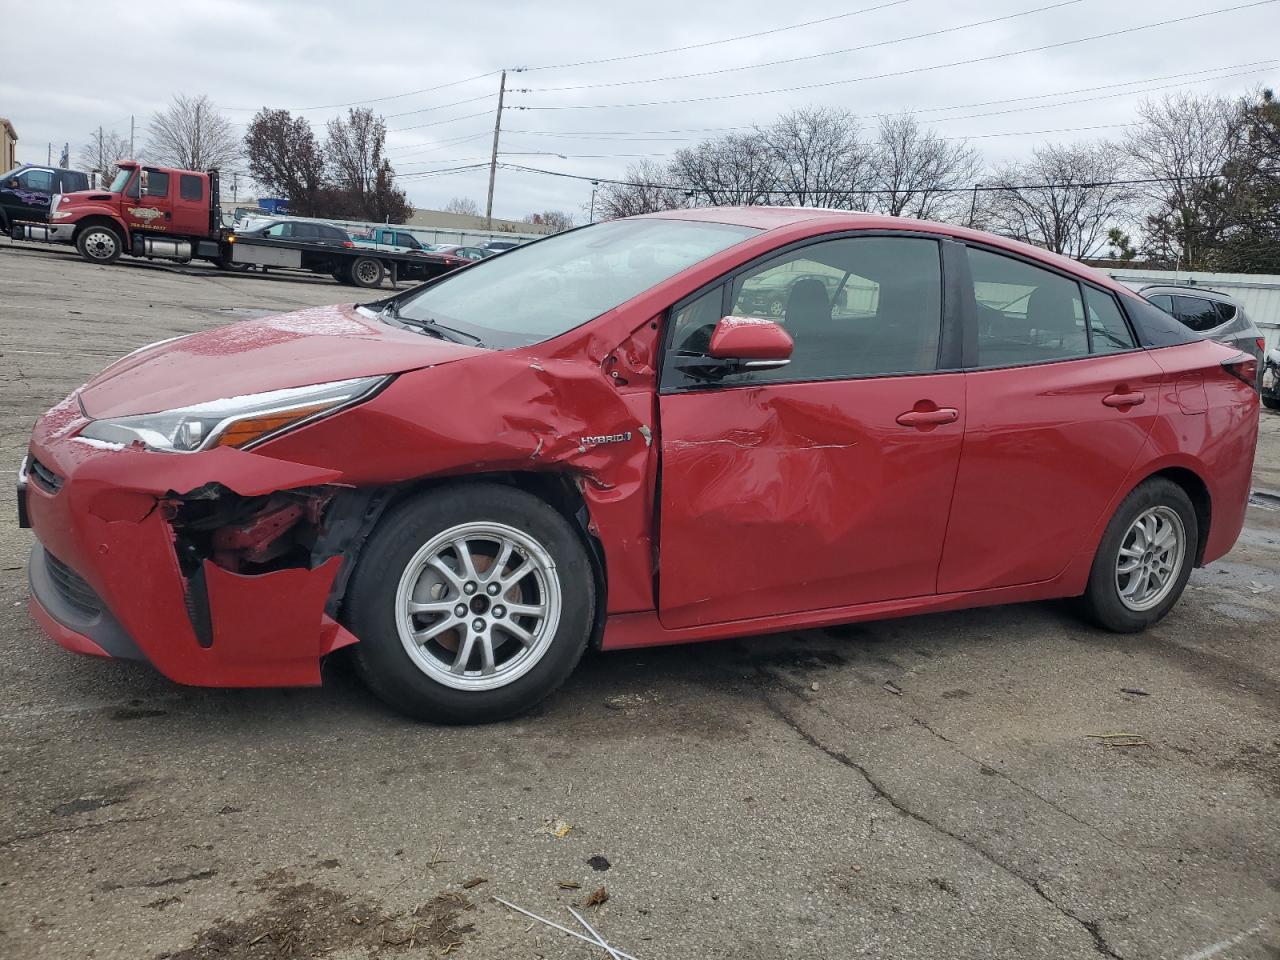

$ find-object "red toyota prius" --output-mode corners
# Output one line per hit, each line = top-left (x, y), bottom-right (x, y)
(20, 208), (1259, 723)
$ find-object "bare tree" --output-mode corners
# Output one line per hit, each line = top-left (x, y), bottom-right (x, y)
(670, 132), (776, 206)
(146, 94), (240, 170)
(867, 115), (981, 221)
(1124, 92), (1250, 268)
(325, 108), (410, 222)
(757, 107), (870, 208)
(983, 142), (1136, 259)
(79, 128), (130, 185)
(523, 210), (575, 232)
(595, 160), (688, 219)
(245, 109), (326, 215)
(443, 196), (480, 216)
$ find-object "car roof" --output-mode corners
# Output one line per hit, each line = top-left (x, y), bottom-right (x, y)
(637, 206), (1135, 298)
(1135, 284), (1236, 303)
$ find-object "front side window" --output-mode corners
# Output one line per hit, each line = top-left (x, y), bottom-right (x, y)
(142, 170), (169, 198)
(1084, 287), (1137, 354)
(1173, 296), (1221, 332)
(264, 222), (290, 238)
(394, 232), (420, 248)
(666, 235), (943, 386)
(15, 169), (54, 193)
(179, 174), (202, 201)
(395, 218), (758, 349)
(969, 248), (1086, 367)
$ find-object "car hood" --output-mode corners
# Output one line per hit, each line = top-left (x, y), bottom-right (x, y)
(79, 303), (485, 419)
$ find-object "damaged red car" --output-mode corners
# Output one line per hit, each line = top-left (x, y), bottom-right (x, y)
(21, 208), (1259, 722)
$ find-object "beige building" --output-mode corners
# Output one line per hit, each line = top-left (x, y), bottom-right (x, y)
(0, 118), (17, 172)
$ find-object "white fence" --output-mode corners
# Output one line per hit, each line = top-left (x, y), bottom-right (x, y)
(1107, 269), (1280, 351)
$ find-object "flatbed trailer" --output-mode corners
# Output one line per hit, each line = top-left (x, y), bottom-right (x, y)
(226, 233), (463, 288)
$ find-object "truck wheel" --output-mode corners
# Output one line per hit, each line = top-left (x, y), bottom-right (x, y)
(76, 224), (123, 264)
(1264, 395), (1280, 411)
(349, 256), (384, 288)
(345, 484), (595, 724)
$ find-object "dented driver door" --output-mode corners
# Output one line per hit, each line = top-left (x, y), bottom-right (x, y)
(655, 234), (965, 630)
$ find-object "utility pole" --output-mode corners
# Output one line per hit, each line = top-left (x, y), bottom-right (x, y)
(231, 172), (239, 205)
(47, 142), (51, 165)
(485, 70), (507, 230)
(129, 115), (134, 158)
(589, 180), (599, 223)
(967, 182), (981, 228)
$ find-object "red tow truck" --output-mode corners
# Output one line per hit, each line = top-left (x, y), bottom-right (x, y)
(12, 160), (462, 288)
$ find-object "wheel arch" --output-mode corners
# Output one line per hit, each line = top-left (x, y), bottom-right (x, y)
(331, 470), (609, 648)
(1133, 465), (1212, 565)
(73, 214), (129, 244)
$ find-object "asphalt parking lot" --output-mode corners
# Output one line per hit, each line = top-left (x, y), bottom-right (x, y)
(1, 240), (1277, 960)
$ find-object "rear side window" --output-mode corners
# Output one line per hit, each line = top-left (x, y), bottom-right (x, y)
(1172, 296), (1220, 332)
(967, 248), (1087, 366)
(180, 174), (203, 201)
(324, 225), (349, 240)
(60, 171), (88, 192)
(1083, 287), (1137, 354)
(1213, 301), (1236, 323)
(294, 223), (318, 239)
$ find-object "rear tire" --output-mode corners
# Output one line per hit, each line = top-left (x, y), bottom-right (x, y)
(349, 256), (384, 288)
(76, 224), (123, 264)
(345, 484), (595, 723)
(1263, 395), (1280, 411)
(1077, 477), (1197, 633)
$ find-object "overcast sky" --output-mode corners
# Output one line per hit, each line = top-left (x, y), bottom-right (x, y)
(3, 0), (1276, 220)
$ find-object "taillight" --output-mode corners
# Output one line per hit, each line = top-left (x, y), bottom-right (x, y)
(1257, 337), (1266, 352)
(1222, 354), (1258, 387)
(342, 240), (354, 248)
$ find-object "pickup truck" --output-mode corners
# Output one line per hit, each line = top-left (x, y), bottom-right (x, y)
(10, 161), (468, 288)
(351, 227), (431, 255)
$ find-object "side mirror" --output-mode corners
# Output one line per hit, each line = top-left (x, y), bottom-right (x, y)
(707, 316), (793, 370)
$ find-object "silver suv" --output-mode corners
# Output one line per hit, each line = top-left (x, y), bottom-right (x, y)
(1136, 285), (1264, 387)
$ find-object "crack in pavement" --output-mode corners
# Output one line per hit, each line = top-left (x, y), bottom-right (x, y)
(759, 678), (1124, 960)
(0, 815), (155, 850)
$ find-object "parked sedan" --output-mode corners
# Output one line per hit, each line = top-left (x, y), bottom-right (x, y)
(236, 219), (353, 247)
(1136, 284), (1265, 384)
(428, 244), (490, 261)
(21, 209), (1259, 723)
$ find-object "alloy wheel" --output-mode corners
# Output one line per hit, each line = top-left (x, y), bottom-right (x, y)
(83, 229), (117, 261)
(1114, 505), (1186, 612)
(394, 521), (561, 691)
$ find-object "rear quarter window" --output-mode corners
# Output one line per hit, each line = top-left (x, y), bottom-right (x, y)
(1122, 295), (1203, 348)
(179, 174), (203, 201)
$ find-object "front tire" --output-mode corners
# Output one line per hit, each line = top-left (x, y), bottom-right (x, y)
(76, 224), (123, 264)
(1077, 477), (1197, 632)
(345, 484), (595, 723)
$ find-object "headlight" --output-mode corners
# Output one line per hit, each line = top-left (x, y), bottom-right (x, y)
(79, 376), (388, 453)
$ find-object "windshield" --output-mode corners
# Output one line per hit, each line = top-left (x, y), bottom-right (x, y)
(395, 218), (758, 348)
(108, 167), (132, 193)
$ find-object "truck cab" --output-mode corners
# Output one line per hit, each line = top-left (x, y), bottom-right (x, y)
(352, 226), (428, 255)
(18, 161), (223, 265)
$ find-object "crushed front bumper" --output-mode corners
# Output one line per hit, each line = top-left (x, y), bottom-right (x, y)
(22, 396), (359, 687)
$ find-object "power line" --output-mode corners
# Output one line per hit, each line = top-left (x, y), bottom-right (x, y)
(513, 1), (1279, 111)
(384, 131), (494, 156)
(521, 0), (915, 72)
(382, 92), (496, 121)
(522, 0), (1085, 93)
(387, 110), (497, 133)
(224, 70), (502, 113)
(496, 161), (1273, 196)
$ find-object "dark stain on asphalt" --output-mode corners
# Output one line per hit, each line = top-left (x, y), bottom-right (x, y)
(111, 707), (169, 720)
(587, 855), (611, 871)
(52, 796), (123, 816)
(159, 872), (474, 959)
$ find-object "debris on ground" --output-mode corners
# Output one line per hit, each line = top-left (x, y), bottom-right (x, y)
(548, 819), (573, 839)
(461, 877), (487, 890)
(810, 681), (820, 692)
(883, 681), (903, 696)
(558, 880), (582, 890)
(584, 886), (610, 907)
(1120, 688), (1151, 696)
(494, 896), (638, 959)
(587, 856), (611, 872)
(1087, 733), (1151, 748)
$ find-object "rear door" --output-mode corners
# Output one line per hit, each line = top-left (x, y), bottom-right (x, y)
(125, 167), (174, 233)
(938, 246), (1163, 593)
(170, 173), (209, 237)
(658, 233), (966, 628)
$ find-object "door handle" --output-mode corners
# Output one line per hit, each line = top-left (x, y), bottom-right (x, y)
(1102, 391), (1145, 408)
(896, 407), (959, 427)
